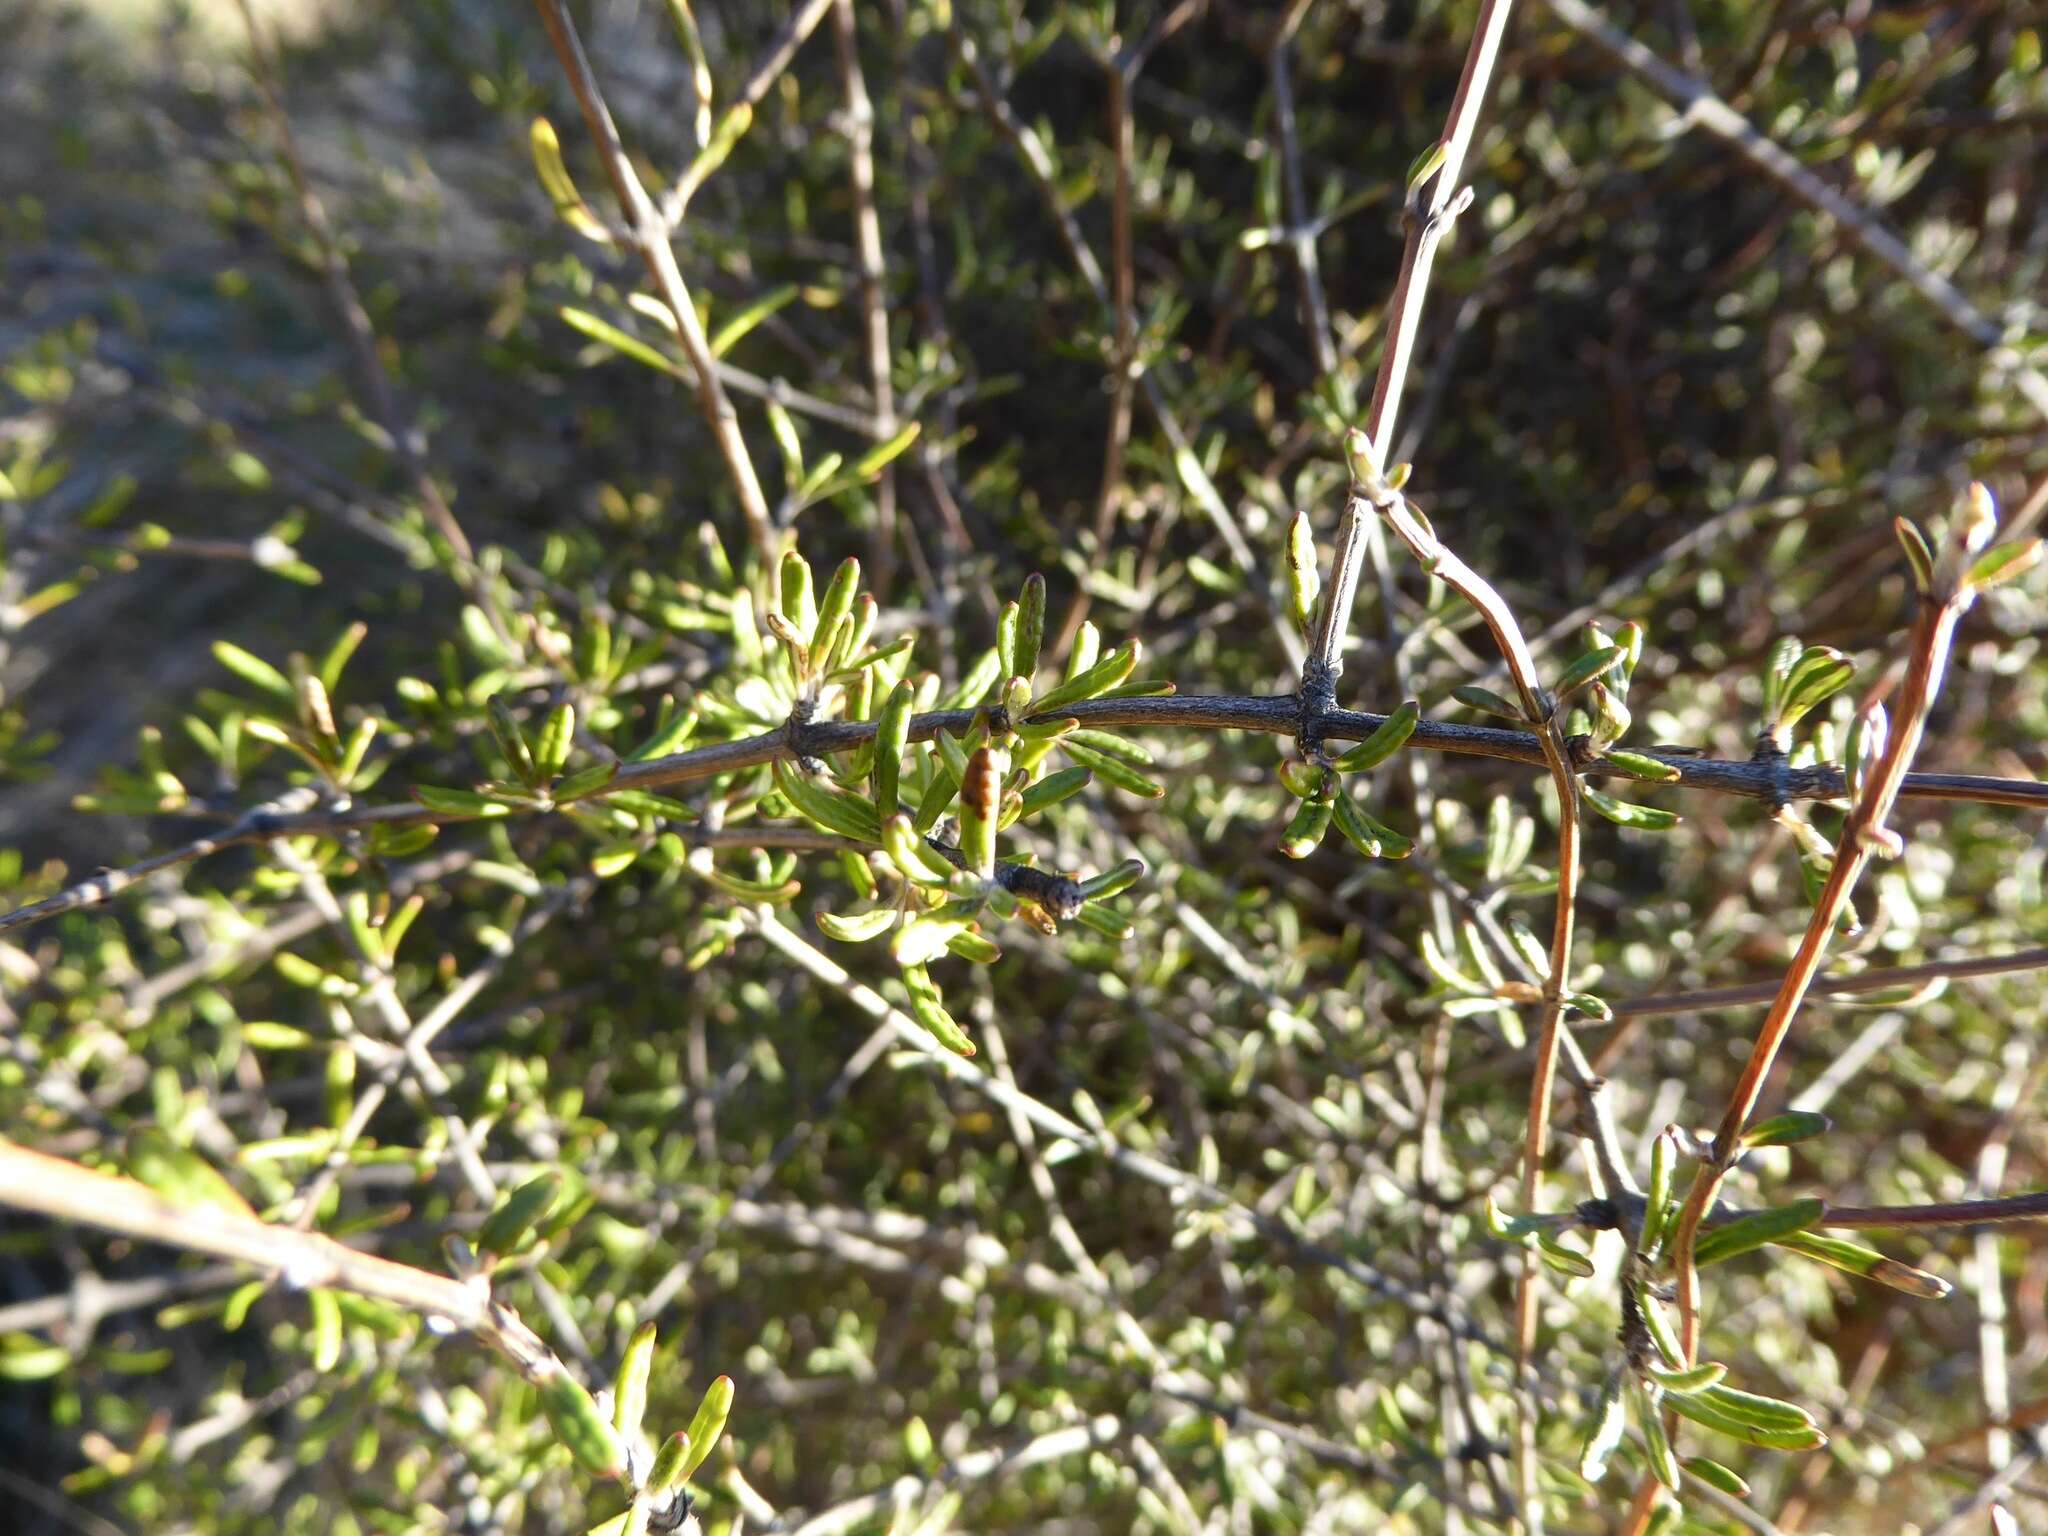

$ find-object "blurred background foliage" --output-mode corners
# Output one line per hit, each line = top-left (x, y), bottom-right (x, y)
(2, 0), (2046, 1531)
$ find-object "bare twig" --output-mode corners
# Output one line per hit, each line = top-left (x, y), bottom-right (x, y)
(1610, 945), (2048, 1019)
(1302, 0), (1519, 712)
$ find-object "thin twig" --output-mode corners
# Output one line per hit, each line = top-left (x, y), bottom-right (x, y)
(1542, 0), (2048, 424)
(229, 0), (476, 568)
(831, 0), (900, 591)
(532, 0), (777, 569)
(1367, 472), (1576, 1536)
(1610, 945), (2048, 1019)
(951, 28), (1304, 669)
(1665, 496), (1998, 1369)
(1302, 0), (1519, 710)
(662, 0), (839, 223)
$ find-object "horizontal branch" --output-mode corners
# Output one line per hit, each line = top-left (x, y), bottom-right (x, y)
(5, 693), (2043, 937)
(1611, 946), (2048, 1019)
(1820, 1193), (2048, 1230)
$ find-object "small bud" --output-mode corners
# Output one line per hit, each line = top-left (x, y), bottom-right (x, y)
(1284, 512), (1320, 637)
(1842, 703), (1888, 802)
(1957, 480), (1998, 554)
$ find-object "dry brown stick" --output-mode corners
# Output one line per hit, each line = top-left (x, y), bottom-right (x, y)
(1616, 495), (2021, 1536)
(1820, 1192), (2048, 1230)
(0, 1139), (615, 1464)
(1542, 0), (2048, 425)
(0, 1142), (483, 1339)
(532, 0), (777, 570)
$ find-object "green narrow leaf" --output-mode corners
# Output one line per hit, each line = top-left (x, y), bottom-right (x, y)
(778, 550), (816, 637)
(414, 786), (517, 818)
(646, 1430), (692, 1497)
(1453, 683), (1523, 720)
(1332, 700), (1420, 773)
(817, 908), (898, 943)
(1579, 1370), (1627, 1482)
(559, 306), (691, 381)
(1682, 1457), (1751, 1498)
(995, 600), (1021, 679)
(872, 681), (914, 818)
(488, 696), (540, 786)
(556, 762), (621, 802)
(1285, 512), (1320, 637)
(1740, 1110), (1832, 1149)
(902, 963), (974, 1055)
(1693, 1198), (1825, 1268)
(1646, 1360), (1727, 1395)
(851, 421), (921, 480)
(535, 704), (576, 779)
(1967, 537), (2044, 591)
(1015, 573), (1046, 682)
(1066, 621), (1101, 681)
(709, 282), (800, 358)
(773, 759), (882, 842)
(1555, 644), (1626, 697)
(1894, 517), (1936, 595)
(1015, 765), (1091, 820)
(1664, 1390), (1825, 1450)
(478, 1173), (563, 1258)
(1602, 749), (1681, 783)
(812, 558), (861, 656)
(307, 1288), (343, 1372)
(945, 648), (1004, 710)
(537, 1366), (626, 1478)
(1078, 858), (1146, 900)
(1333, 792), (1412, 858)
(612, 1321), (658, 1442)
(213, 641), (294, 701)
(1537, 1232), (1594, 1278)
(1279, 789), (1334, 859)
(1772, 1231), (1952, 1298)
(1691, 1383), (1815, 1431)
(1633, 1381), (1680, 1489)
(1639, 1132), (1674, 1259)
(1062, 740), (1163, 799)
(1584, 787), (1681, 831)
(1029, 641), (1141, 715)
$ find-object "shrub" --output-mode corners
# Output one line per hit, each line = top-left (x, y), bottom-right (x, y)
(4, 1), (2046, 1532)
